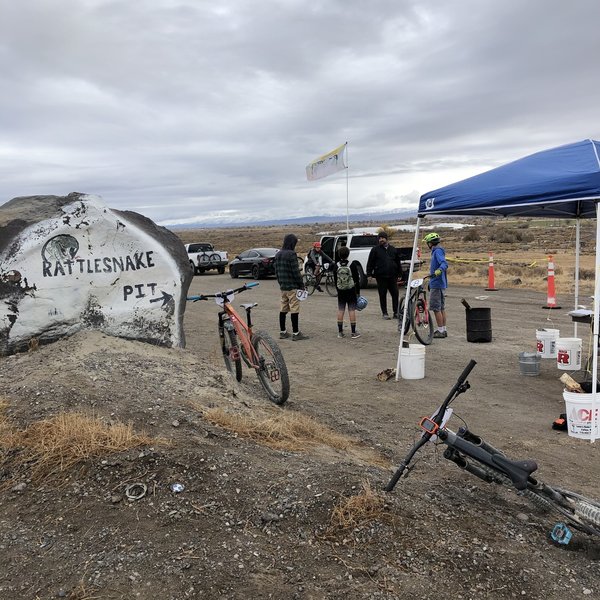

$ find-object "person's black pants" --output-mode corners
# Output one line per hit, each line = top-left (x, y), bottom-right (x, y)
(376, 276), (399, 316)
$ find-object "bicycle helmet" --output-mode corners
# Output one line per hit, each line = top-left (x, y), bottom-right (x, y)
(423, 232), (440, 244)
(356, 295), (368, 311)
(313, 241), (321, 249)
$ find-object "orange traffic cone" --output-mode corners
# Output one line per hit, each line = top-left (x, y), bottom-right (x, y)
(542, 255), (561, 309)
(485, 252), (498, 291)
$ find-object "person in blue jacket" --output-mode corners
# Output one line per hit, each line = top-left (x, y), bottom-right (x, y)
(424, 232), (448, 339)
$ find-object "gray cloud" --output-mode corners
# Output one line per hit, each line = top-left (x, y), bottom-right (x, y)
(0, 0), (598, 225)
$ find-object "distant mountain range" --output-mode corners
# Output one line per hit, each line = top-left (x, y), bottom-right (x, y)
(167, 207), (423, 229)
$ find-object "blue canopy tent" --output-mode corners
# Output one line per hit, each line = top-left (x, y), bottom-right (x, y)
(396, 139), (600, 442)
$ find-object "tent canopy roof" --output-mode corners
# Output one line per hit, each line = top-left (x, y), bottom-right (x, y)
(419, 139), (600, 219)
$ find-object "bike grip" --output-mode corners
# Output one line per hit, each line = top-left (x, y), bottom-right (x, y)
(457, 359), (477, 383)
(246, 282), (259, 288)
(187, 295), (202, 302)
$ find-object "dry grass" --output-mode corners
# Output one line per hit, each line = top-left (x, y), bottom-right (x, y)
(0, 411), (159, 483)
(203, 406), (354, 452)
(328, 480), (389, 531)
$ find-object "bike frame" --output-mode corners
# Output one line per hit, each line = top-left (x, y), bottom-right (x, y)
(189, 283), (262, 369)
(219, 300), (261, 369)
(385, 359), (600, 538)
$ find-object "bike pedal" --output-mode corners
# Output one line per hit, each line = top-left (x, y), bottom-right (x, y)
(550, 522), (572, 545)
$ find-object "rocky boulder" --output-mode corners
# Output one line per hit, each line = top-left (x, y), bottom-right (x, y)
(0, 193), (192, 355)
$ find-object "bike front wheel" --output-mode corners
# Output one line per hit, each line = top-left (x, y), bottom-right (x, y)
(252, 331), (290, 405)
(397, 297), (411, 335)
(411, 297), (434, 345)
(302, 273), (316, 295)
(220, 323), (242, 382)
(325, 274), (337, 296)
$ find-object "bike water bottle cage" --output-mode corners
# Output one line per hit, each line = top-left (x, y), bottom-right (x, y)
(419, 416), (440, 436)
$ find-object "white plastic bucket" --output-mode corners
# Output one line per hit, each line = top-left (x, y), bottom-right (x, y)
(400, 344), (426, 379)
(556, 338), (582, 371)
(563, 389), (600, 439)
(536, 328), (560, 358)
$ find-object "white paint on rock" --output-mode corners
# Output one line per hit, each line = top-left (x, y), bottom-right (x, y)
(1, 194), (190, 353)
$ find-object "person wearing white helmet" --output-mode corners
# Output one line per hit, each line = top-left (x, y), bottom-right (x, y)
(423, 232), (448, 339)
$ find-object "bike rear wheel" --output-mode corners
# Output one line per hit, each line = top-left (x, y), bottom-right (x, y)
(220, 322), (242, 382)
(325, 273), (337, 296)
(302, 273), (316, 295)
(252, 331), (290, 405)
(536, 485), (600, 536)
(411, 296), (434, 345)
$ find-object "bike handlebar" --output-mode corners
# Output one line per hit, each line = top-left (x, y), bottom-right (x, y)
(187, 281), (259, 302)
(384, 359), (477, 492)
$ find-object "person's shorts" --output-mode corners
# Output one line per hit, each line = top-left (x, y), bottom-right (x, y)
(429, 288), (445, 312)
(280, 290), (300, 313)
(337, 289), (357, 311)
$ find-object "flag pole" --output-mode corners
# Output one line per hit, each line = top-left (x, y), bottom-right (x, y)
(345, 142), (349, 233)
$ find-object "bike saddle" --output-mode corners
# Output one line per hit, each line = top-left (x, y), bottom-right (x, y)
(491, 455), (538, 490)
(240, 302), (258, 309)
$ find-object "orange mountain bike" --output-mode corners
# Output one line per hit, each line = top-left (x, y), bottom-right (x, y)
(188, 282), (290, 405)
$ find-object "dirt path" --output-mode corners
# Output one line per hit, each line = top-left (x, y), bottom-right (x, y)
(0, 272), (599, 599)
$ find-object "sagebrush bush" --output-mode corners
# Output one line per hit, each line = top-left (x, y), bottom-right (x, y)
(462, 228), (481, 242)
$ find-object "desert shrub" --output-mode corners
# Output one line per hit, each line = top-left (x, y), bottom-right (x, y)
(462, 228), (481, 242)
(504, 265), (524, 277)
(490, 229), (534, 244)
(450, 263), (470, 276)
(377, 224), (395, 240)
(579, 268), (595, 280)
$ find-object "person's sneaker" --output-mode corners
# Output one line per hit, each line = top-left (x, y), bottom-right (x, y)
(351, 332), (361, 339)
(433, 330), (448, 339)
(292, 332), (310, 341)
(392, 313), (398, 319)
(337, 331), (345, 338)
(316, 286), (324, 293)
(279, 331), (290, 339)
(382, 314), (391, 320)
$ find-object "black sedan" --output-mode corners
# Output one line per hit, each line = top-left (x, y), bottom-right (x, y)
(229, 248), (279, 279)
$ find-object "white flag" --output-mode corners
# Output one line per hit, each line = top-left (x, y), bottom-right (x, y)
(306, 143), (347, 181)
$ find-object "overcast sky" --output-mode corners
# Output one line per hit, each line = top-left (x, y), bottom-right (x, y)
(1, 0), (598, 226)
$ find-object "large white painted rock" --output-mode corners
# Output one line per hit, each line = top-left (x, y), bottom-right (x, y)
(0, 193), (192, 355)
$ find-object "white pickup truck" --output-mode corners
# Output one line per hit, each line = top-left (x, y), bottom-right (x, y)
(185, 243), (229, 275)
(309, 233), (422, 288)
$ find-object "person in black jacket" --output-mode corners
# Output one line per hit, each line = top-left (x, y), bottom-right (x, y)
(366, 231), (400, 319)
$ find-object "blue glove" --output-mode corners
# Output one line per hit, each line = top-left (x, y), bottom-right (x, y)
(434, 269), (442, 277)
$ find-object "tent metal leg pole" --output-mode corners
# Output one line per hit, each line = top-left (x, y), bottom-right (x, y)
(395, 218), (422, 380)
(574, 219), (580, 338)
(591, 207), (600, 443)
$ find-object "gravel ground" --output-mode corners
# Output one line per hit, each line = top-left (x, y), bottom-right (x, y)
(0, 273), (599, 599)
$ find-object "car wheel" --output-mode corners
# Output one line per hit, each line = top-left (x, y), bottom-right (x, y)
(218, 266), (225, 275)
(251, 264), (260, 279)
(230, 266), (238, 278)
(190, 261), (197, 275)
